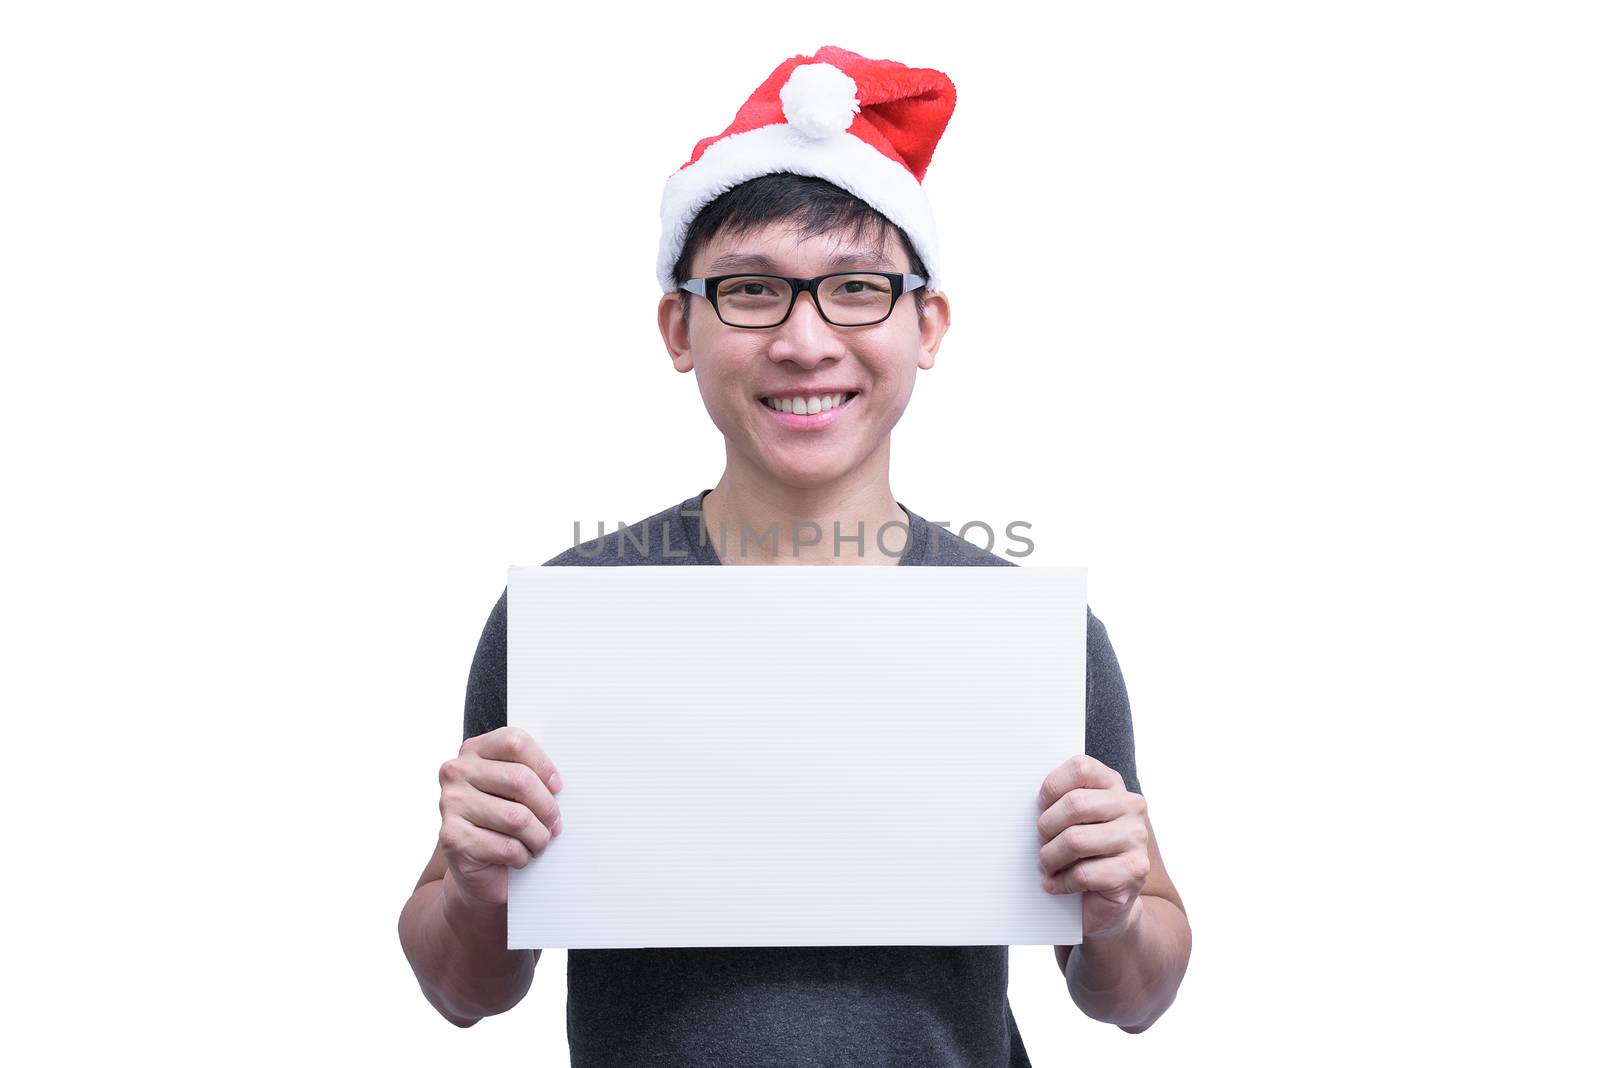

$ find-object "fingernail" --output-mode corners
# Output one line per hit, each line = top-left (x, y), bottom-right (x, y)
(550, 771), (564, 793)
(551, 816), (562, 837)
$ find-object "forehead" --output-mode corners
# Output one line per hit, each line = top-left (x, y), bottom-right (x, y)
(697, 220), (908, 275)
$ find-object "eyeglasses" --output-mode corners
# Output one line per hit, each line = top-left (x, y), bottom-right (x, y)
(679, 272), (927, 329)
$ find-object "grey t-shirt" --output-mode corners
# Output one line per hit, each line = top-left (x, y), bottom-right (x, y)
(463, 489), (1143, 1067)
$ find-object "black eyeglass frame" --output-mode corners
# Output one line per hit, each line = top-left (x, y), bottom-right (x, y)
(679, 272), (928, 329)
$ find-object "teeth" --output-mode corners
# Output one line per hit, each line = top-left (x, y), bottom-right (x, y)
(762, 392), (854, 413)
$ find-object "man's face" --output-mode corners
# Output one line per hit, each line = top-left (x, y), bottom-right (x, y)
(658, 219), (950, 490)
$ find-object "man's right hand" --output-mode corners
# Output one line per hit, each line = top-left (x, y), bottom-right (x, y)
(437, 726), (563, 908)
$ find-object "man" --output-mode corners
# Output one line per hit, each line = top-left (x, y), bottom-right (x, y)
(398, 45), (1191, 1065)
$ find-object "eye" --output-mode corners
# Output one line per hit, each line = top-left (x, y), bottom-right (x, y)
(716, 276), (786, 301)
(827, 276), (891, 299)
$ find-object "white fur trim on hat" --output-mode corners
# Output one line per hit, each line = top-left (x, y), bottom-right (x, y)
(657, 123), (943, 295)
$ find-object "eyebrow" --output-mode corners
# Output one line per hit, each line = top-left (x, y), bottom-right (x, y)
(703, 250), (901, 275)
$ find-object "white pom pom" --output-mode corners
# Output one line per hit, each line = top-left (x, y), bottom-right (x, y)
(780, 62), (860, 140)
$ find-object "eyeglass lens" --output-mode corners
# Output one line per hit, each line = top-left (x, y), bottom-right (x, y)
(715, 275), (897, 327)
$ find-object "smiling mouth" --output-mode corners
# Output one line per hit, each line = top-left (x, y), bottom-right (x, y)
(758, 391), (860, 415)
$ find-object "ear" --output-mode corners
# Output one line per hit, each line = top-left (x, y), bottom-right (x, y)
(916, 290), (951, 371)
(658, 292), (695, 373)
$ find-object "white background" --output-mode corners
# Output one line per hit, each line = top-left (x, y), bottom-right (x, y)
(3, 2), (1595, 1064)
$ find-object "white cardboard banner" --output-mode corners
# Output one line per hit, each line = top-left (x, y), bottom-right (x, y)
(506, 564), (1088, 949)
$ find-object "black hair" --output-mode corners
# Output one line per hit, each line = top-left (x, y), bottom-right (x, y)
(671, 171), (930, 325)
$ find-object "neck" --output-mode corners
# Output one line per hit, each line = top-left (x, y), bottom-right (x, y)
(702, 450), (911, 565)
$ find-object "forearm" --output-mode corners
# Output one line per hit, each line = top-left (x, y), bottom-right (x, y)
(1062, 895), (1191, 1032)
(398, 872), (538, 1026)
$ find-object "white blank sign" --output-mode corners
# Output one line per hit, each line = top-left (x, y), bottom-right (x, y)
(506, 564), (1088, 949)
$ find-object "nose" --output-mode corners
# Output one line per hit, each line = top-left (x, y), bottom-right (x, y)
(766, 289), (847, 367)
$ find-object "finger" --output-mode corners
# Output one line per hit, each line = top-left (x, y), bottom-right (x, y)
(456, 754), (561, 833)
(1038, 786), (1145, 842)
(439, 814), (535, 870)
(1038, 816), (1135, 876)
(1038, 754), (1124, 810)
(455, 786), (555, 857)
(440, 757), (561, 844)
(1045, 854), (1136, 896)
(461, 726), (562, 793)
(1045, 847), (1152, 896)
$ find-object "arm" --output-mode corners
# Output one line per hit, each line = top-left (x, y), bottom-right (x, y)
(1040, 608), (1191, 1030)
(399, 841), (538, 1027)
(399, 592), (554, 1025)
(1053, 810), (1191, 1032)
(398, 724), (564, 1026)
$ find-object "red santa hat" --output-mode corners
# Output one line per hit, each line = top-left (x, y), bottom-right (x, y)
(657, 45), (958, 295)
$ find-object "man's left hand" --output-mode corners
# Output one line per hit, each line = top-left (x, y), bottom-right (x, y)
(1036, 754), (1151, 940)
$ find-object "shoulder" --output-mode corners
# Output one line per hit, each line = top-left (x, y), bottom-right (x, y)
(1084, 605), (1142, 795)
(1085, 607), (1125, 688)
(464, 588), (510, 740)
(1087, 606), (1111, 647)
(900, 506), (1020, 567)
(540, 497), (700, 566)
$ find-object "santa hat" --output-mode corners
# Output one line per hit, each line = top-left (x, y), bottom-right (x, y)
(656, 45), (957, 295)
